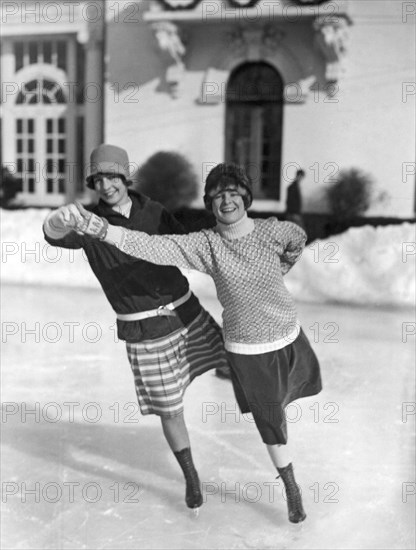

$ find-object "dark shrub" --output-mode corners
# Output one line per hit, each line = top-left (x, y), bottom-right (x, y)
(326, 168), (374, 220)
(137, 151), (198, 212)
(0, 166), (20, 208)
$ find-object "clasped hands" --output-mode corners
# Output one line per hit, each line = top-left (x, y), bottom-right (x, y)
(55, 202), (108, 240)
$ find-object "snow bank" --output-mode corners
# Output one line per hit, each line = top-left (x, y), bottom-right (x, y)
(285, 223), (415, 307)
(1, 208), (414, 307)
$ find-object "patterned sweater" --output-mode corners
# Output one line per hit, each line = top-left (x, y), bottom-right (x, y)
(106, 214), (307, 354)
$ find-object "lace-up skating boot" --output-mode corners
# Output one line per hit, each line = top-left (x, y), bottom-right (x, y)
(277, 462), (306, 523)
(174, 447), (203, 509)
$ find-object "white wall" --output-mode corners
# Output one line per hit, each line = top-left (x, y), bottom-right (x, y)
(105, 0), (415, 217)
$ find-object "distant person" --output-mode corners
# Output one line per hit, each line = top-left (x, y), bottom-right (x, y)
(286, 169), (305, 228)
(42, 144), (230, 512)
(72, 163), (323, 524)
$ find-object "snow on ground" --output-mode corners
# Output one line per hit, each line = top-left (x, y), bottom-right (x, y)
(1, 208), (415, 308)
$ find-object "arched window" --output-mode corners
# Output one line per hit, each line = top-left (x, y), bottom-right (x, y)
(2, 35), (86, 206)
(225, 62), (284, 200)
(15, 78), (67, 197)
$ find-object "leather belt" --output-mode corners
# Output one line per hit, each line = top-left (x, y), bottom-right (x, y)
(116, 289), (192, 322)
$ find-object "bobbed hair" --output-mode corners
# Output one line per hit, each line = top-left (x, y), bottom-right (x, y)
(203, 163), (253, 211)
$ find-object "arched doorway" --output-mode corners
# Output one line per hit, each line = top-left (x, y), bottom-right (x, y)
(225, 62), (284, 200)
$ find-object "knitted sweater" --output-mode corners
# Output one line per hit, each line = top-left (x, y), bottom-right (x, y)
(106, 214), (307, 354)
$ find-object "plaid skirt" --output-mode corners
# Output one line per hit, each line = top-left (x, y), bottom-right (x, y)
(126, 309), (228, 417)
(228, 328), (322, 445)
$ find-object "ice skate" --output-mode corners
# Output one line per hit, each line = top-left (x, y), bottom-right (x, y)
(184, 472), (203, 511)
(277, 463), (306, 524)
(174, 448), (203, 512)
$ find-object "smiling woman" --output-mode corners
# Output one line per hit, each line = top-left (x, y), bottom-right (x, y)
(211, 188), (246, 225)
(204, 164), (253, 226)
(91, 174), (130, 208)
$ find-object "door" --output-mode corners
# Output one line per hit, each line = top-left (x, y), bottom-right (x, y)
(225, 62), (284, 200)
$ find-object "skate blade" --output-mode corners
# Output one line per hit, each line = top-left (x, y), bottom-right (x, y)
(289, 517), (306, 531)
(188, 506), (201, 518)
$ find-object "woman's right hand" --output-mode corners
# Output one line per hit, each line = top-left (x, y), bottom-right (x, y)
(47, 204), (84, 231)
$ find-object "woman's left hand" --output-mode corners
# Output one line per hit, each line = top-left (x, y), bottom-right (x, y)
(73, 202), (109, 240)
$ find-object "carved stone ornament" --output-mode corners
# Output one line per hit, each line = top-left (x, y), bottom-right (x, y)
(226, 27), (248, 58)
(313, 15), (352, 81)
(262, 25), (285, 55)
(152, 21), (186, 64)
(158, 0), (261, 8)
(157, 0), (329, 7)
(291, 0), (330, 5)
(151, 21), (186, 97)
(228, 0), (262, 7)
(157, 0), (201, 10)
(226, 25), (285, 59)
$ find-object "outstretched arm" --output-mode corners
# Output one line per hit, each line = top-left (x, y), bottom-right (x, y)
(110, 225), (215, 275)
(74, 203), (215, 275)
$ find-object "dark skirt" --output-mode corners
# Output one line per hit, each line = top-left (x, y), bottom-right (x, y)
(227, 328), (322, 445)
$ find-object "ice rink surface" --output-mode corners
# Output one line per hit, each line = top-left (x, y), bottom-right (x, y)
(1, 284), (415, 549)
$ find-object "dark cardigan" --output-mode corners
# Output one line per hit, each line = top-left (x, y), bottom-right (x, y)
(44, 191), (202, 342)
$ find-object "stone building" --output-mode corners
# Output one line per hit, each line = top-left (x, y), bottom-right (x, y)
(1, 0), (415, 216)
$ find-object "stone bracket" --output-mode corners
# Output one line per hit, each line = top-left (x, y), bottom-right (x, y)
(151, 21), (187, 97)
(313, 14), (353, 82)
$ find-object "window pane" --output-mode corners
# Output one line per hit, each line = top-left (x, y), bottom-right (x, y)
(43, 41), (52, 64)
(17, 139), (23, 153)
(58, 119), (65, 133)
(47, 179), (54, 193)
(17, 159), (23, 172)
(58, 179), (65, 194)
(58, 159), (65, 173)
(47, 159), (54, 173)
(46, 119), (53, 133)
(47, 139), (53, 154)
(57, 42), (67, 70)
(15, 42), (24, 71)
(58, 139), (65, 154)
(76, 42), (85, 104)
(16, 119), (23, 133)
(55, 87), (65, 104)
(28, 139), (34, 153)
(28, 159), (34, 172)
(28, 119), (34, 134)
(29, 41), (38, 65)
(28, 178), (35, 193)
(76, 116), (85, 190)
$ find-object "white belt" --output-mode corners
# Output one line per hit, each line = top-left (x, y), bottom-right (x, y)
(116, 290), (192, 322)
